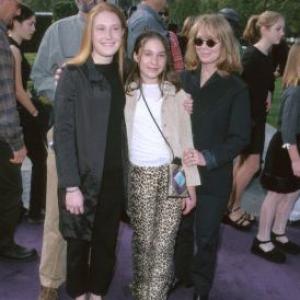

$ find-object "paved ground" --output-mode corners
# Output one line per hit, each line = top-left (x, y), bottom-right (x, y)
(21, 124), (300, 220)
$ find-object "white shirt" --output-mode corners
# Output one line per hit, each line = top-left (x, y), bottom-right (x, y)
(129, 84), (172, 166)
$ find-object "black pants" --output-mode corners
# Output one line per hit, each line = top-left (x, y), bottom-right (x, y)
(21, 111), (48, 218)
(66, 171), (122, 298)
(174, 210), (195, 284)
(192, 193), (229, 296)
(0, 141), (22, 249)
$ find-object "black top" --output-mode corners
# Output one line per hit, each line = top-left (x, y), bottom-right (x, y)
(180, 69), (251, 197)
(8, 37), (31, 89)
(95, 63), (123, 172)
(242, 45), (274, 122)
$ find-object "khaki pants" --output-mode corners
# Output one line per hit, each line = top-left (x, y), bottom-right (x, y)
(39, 129), (66, 288)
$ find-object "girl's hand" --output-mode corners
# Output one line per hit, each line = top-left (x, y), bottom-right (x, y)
(183, 149), (206, 167)
(265, 91), (272, 112)
(182, 196), (196, 215)
(183, 93), (193, 115)
(292, 160), (300, 177)
(65, 188), (84, 215)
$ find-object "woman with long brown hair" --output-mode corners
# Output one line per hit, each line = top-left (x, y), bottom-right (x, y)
(54, 3), (127, 299)
(252, 40), (300, 263)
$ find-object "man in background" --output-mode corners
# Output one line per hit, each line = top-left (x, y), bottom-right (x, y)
(0, 0), (38, 262)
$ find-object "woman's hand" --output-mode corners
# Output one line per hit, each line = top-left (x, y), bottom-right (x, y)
(265, 91), (272, 112)
(181, 196), (196, 215)
(183, 93), (193, 115)
(65, 187), (84, 215)
(292, 159), (300, 177)
(183, 149), (206, 166)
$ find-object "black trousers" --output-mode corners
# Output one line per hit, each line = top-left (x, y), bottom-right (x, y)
(0, 141), (22, 249)
(66, 171), (122, 298)
(20, 111), (48, 218)
(192, 193), (229, 296)
(174, 210), (195, 284)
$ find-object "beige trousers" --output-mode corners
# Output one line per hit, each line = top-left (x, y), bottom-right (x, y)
(39, 129), (66, 288)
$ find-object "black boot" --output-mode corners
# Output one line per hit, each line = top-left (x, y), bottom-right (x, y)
(271, 232), (300, 255)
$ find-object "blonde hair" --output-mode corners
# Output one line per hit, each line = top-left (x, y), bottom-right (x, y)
(243, 11), (283, 45)
(67, 2), (127, 81)
(185, 14), (241, 75)
(282, 40), (300, 87)
(180, 15), (196, 38)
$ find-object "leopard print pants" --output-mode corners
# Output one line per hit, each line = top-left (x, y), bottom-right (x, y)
(128, 164), (183, 300)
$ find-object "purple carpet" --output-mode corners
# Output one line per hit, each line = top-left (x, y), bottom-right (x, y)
(0, 221), (299, 300)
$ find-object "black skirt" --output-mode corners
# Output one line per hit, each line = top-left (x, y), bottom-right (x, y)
(260, 131), (300, 193)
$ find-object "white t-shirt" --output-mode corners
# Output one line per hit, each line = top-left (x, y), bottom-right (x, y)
(129, 83), (172, 167)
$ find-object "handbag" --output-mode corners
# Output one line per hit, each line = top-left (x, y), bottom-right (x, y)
(139, 89), (189, 198)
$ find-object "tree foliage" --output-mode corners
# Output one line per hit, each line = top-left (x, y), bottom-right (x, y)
(169, 0), (300, 35)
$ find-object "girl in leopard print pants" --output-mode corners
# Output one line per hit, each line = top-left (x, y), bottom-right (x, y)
(124, 31), (201, 300)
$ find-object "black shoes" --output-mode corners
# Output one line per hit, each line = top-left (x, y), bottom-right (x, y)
(251, 238), (286, 263)
(0, 243), (38, 261)
(169, 277), (193, 294)
(193, 293), (209, 300)
(271, 232), (300, 255)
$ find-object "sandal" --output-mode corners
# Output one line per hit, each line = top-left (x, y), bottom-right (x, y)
(271, 232), (300, 255)
(251, 238), (286, 263)
(223, 207), (254, 231)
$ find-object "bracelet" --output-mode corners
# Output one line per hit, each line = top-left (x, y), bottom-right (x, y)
(66, 187), (79, 193)
(32, 110), (39, 117)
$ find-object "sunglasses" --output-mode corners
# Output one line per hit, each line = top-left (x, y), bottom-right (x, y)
(194, 37), (218, 48)
(159, 11), (169, 17)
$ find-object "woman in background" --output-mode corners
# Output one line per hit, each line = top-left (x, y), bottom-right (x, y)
(226, 11), (285, 230)
(8, 4), (48, 223)
(252, 40), (300, 263)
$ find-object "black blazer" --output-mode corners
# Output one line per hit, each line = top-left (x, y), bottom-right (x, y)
(54, 58), (126, 240)
(181, 69), (251, 197)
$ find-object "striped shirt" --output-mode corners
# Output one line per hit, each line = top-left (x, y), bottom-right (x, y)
(0, 21), (23, 151)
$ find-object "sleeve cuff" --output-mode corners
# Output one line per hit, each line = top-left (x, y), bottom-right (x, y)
(202, 149), (218, 170)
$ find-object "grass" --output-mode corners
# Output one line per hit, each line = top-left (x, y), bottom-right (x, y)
(267, 79), (282, 128)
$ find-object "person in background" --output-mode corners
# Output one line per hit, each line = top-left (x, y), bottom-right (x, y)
(226, 11), (285, 230)
(31, 1), (104, 299)
(54, 3), (127, 299)
(181, 14), (251, 299)
(127, 0), (167, 59)
(125, 31), (200, 300)
(0, 0), (38, 261)
(8, 4), (48, 224)
(159, 4), (184, 72)
(177, 15), (196, 57)
(252, 40), (300, 263)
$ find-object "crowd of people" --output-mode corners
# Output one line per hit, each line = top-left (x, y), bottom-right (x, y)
(0, 0), (299, 300)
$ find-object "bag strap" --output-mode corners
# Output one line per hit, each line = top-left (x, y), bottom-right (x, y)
(139, 87), (175, 160)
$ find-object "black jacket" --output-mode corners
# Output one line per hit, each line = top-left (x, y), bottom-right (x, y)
(181, 69), (251, 197)
(54, 58), (126, 240)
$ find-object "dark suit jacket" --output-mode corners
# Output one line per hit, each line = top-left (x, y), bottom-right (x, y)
(54, 58), (126, 240)
(181, 69), (251, 197)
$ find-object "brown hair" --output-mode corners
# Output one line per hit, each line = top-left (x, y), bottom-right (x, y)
(180, 15), (196, 38)
(67, 2), (127, 81)
(243, 11), (283, 45)
(125, 31), (180, 94)
(282, 40), (300, 87)
(185, 14), (242, 75)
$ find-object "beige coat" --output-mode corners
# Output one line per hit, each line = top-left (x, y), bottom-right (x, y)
(125, 81), (201, 187)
